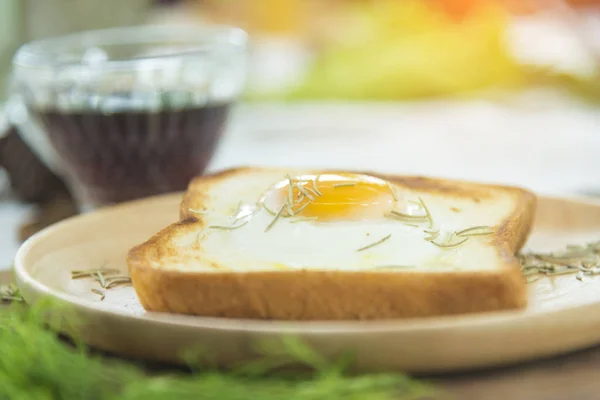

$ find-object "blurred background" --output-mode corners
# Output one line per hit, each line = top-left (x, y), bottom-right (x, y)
(1, 0), (600, 267)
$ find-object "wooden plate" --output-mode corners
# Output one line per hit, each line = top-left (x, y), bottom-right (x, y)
(13, 192), (600, 373)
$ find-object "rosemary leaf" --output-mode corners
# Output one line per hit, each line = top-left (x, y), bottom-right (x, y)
(543, 268), (577, 277)
(522, 268), (540, 277)
(387, 211), (428, 221)
(418, 197), (434, 229)
(356, 234), (392, 252)
(312, 176), (323, 196)
(296, 185), (315, 201)
(105, 277), (133, 289)
(71, 268), (119, 279)
(208, 220), (250, 231)
(265, 205), (286, 232)
(285, 174), (294, 211)
(386, 182), (398, 201)
(455, 226), (494, 237)
(403, 223), (420, 228)
(304, 186), (320, 199)
(430, 237), (469, 249)
(90, 288), (105, 301)
(261, 201), (277, 216)
(293, 200), (312, 215)
(96, 271), (107, 289)
(333, 182), (357, 188)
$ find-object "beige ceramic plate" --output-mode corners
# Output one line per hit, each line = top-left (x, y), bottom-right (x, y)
(13, 192), (600, 373)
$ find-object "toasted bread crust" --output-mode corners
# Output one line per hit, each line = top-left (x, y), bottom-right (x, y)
(129, 167), (535, 320)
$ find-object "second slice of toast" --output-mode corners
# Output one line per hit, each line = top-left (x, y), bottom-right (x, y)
(128, 167), (536, 320)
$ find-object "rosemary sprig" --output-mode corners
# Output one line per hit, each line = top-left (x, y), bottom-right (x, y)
(312, 176), (323, 196)
(424, 229), (440, 241)
(71, 267), (132, 296)
(356, 234), (392, 252)
(303, 186), (322, 198)
(71, 268), (120, 279)
(383, 212), (422, 228)
(261, 201), (277, 216)
(430, 236), (469, 249)
(303, 186), (320, 198)
(296, 185), (315, 201)
(285, 174), (295, 214)
(333, 182), (357, 188)
(536, 255), (585, 265)
(96, 271), (107, 289)
(543, 268), (576, 276)
(386, 182), (398, 201)
(229, 201), (248, 223)
(105, 277), (133, 289)
(456, 226), (494, 237)
(90, 288), (105, 301)
(403, 223), (420, 228)
(387, 211), (429, 221)
(418, 197), (433, 229)
(286, 203), (296, 216)
(265, 205), (286, 232)
(423, 234), (437, 241)
(519, 240), (600, 283)
(292, 199), (312, 215)
(385, 198), (432, 230)
(208, 219), (250, 231)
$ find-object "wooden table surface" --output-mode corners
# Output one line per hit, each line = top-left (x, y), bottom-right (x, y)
(2, 269), (598, 399)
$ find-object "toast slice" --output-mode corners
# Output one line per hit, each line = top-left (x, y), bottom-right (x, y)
(128, 167), (536, 320)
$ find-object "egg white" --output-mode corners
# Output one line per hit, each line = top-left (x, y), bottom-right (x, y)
(168, 170), (515, 273)
(192, 198), (503, 273)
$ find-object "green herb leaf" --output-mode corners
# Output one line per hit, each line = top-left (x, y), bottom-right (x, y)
(356, 234), (392, 252)
(0, 283), (23, 303)
(0, 299), (436, 400)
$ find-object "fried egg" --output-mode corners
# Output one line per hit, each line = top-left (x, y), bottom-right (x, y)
(181, 172), (503, 273)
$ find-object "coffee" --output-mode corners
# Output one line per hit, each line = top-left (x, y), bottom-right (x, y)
(31, 102), (231, 206)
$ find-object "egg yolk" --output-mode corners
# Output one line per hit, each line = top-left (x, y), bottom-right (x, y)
(268, 174), (397, 221)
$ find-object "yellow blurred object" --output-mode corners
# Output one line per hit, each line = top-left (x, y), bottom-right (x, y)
(273, 0), (526, 100)
(247, 0), (305, 35)
(191, 0), (308, 36)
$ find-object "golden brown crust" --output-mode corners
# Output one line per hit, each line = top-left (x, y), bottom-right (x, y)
(130, 167), (535, 321)
(179, 167), (253, 220)
(128, 254), (526, 320)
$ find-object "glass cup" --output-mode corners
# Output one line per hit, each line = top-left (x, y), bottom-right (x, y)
(9, 24), (248, 211)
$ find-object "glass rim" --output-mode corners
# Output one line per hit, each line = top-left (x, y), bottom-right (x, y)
(13, 24), (248, 71)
